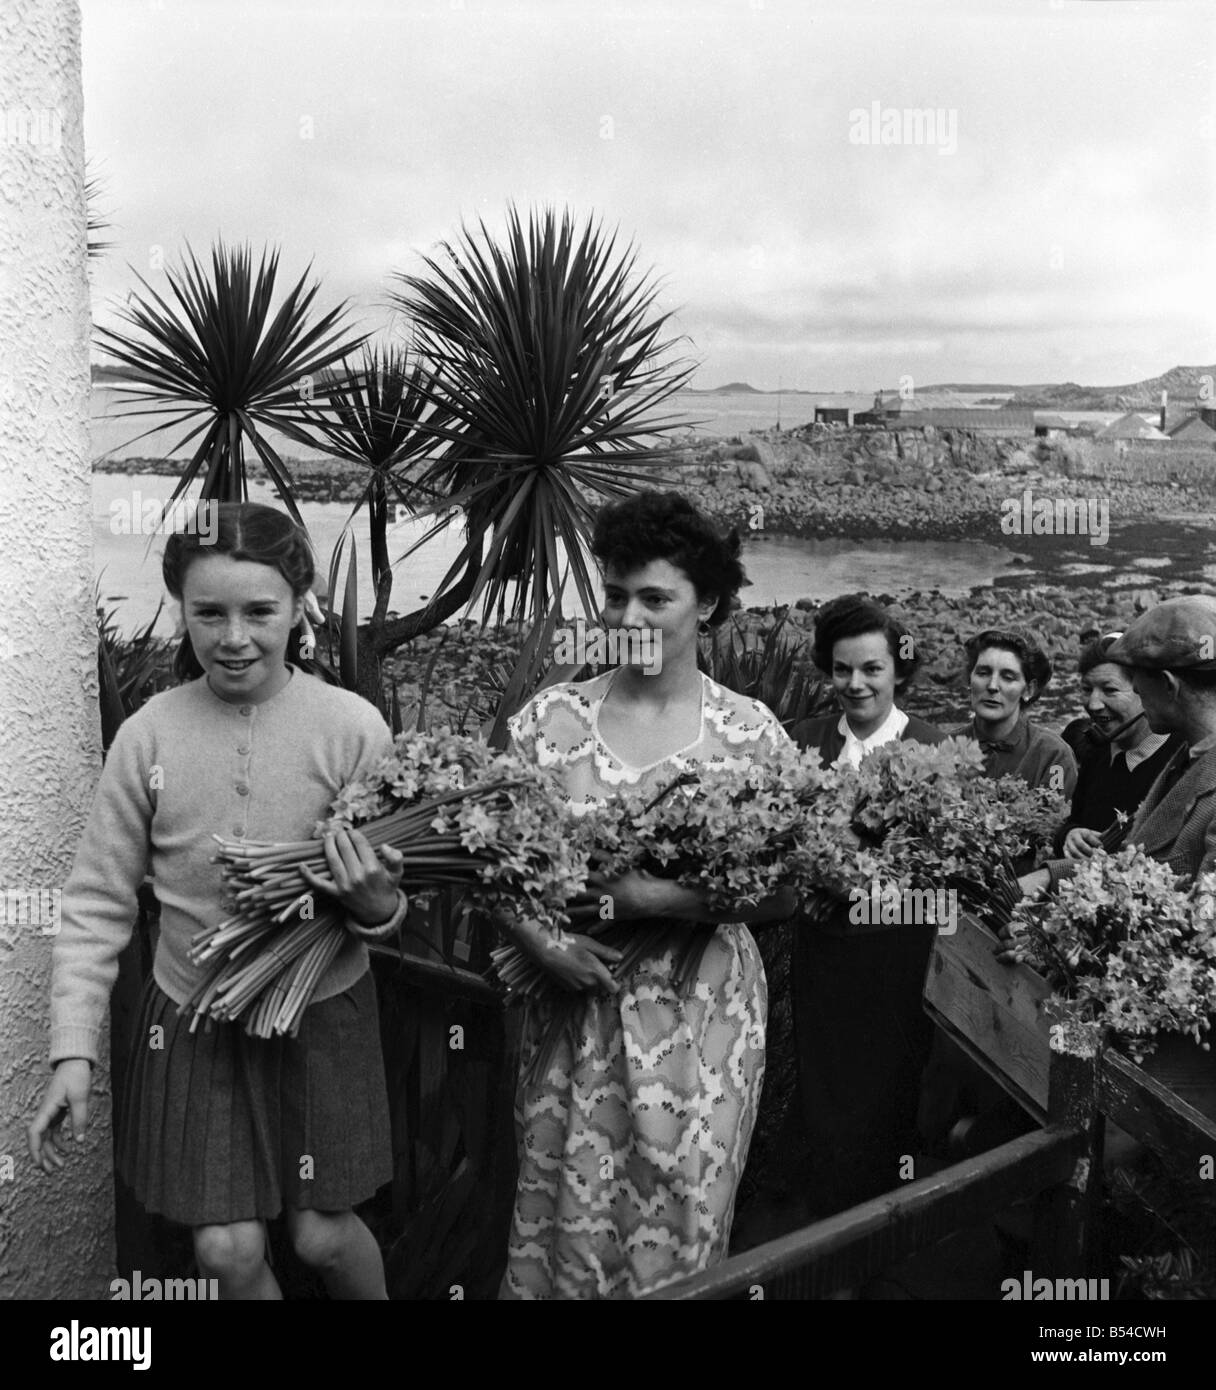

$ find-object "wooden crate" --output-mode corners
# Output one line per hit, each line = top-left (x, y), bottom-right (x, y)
(923, 910), (1053, 1122)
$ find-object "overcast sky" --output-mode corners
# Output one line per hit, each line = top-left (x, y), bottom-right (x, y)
(82, 0), (1215, 391)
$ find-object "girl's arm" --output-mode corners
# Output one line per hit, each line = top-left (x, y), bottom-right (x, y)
(50, 719), (155, 1066)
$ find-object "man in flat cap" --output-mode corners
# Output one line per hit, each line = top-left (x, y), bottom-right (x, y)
(1021, 595), (1216, 895)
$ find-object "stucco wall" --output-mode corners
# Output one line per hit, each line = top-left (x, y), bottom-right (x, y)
(0, 1), (117, 1299)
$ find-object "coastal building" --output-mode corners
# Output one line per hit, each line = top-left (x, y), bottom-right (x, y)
(1165, 413), (1216, 444)
(1095, 411), (1168, 442)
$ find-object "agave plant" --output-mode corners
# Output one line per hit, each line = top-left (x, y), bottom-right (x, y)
(93, 241), (365, 527)
(385, 205), (696, 638)
(95, 583), (172, 750)
(701, 610), (835, 732)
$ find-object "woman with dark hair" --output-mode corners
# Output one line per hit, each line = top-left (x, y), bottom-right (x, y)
(795, 593), (943, 765)
(31, 503), (402, 1298)
(921, 629), (1079, 1160)
(498, 490), (797, 1299)
(1053, 632), (1184, 858)
(954, 627), (1077, 795)
(781, 595), (946, 1221)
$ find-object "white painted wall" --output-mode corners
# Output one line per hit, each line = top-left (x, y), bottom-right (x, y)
(0, 1), (116, 1298)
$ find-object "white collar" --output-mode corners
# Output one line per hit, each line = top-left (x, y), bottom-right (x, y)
(1117, 731), (1169, 771)
(836, 706), (909, 768)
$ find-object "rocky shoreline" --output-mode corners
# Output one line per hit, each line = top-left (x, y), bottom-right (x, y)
(98, 423), (1216, 735)
(95, 421), (1216, 555)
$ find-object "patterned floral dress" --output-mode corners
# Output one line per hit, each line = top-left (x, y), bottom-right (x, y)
(500, 669), (793, 1299)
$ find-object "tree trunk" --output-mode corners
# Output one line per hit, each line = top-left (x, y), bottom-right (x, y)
(365, 531), (486, 659)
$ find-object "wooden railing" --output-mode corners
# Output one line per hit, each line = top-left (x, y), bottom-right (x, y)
(648, 914), (1216, 1301)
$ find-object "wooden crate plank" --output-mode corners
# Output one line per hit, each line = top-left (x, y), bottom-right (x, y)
(1099, 1048), (1216, 1181)
(924, 913), (1053, 1113)
(646, 1128), (1085, 1300)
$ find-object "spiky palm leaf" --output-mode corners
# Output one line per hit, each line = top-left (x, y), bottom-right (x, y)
(304, 344), (450, 610)
(701, 611), (835, 731)
(387, 205), (696, 628)
(85, 162), (114, 262)
(93, 241), (365, 528)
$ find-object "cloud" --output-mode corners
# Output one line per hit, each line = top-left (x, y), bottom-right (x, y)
(83, 0), (1215, 389)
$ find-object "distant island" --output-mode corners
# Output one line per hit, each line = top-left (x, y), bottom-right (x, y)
(684, 363), (1215, 410)
(94, 361), (1215, 413)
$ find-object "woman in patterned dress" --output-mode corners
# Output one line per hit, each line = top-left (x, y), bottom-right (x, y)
(498, 491), (798, 1299)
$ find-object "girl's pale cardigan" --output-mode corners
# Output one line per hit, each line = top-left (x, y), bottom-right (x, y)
(51, 669), (398, 1065)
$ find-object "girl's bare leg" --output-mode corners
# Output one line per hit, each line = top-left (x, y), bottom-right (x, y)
(286, 1207), (388, 1300)
(193, 1220), (282, 1300)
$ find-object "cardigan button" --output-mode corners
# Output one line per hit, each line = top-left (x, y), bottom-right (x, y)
(239, 705), (252, 716)
(236, 745), (250, 756)
(235, 783), (249, 796)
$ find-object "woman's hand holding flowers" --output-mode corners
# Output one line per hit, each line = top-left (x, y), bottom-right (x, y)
(564, 869), (670, 928)
(1063, 827), (1104, 861)
(509, 914), (622, 994)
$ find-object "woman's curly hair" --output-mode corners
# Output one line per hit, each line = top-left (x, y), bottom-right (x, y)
(590, 490), (746, 628)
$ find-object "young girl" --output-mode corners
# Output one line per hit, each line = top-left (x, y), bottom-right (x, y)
(28, 502), (407, 1300)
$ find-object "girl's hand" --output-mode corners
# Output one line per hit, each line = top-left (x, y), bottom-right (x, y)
(300, 830), (405, 926)
(565, 870), (665, 928)
(1063, 827), (1103, 861)
(28, 1060), (92, 1173)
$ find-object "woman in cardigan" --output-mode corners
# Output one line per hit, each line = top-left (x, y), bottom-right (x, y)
(785, 594), (946, 1219)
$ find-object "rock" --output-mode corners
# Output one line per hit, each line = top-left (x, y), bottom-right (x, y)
(735, 459), (772, 492)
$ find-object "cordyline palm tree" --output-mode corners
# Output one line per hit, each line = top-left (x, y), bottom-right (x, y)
(303, 343), (455, 701)
(93, 241), (366, 527)
(385, 205), (696, 637)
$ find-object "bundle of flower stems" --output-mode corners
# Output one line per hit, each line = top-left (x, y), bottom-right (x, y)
(188, 783), (522, 1038)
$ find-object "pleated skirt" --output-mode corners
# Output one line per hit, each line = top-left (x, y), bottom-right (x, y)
(117, 969), (393, 1227)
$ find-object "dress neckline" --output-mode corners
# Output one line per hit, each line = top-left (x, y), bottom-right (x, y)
(592, 667), (708, 773)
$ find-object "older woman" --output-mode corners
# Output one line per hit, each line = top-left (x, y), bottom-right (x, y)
(784, 594), (946, 1219)
(954, 627), (1078, 797)
(1053, 632), (1183, 860)
(498, 490), (797, 1300)
(922, 629), (1078, 1158)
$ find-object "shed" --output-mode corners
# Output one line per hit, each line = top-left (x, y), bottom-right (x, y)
(1095, 411), (1168, 441)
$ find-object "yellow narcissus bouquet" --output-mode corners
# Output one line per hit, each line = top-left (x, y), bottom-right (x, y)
(1008, 846), (1216, 1062)
(186, 731), (587, 1038)
(489, 749), (836, 1003)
